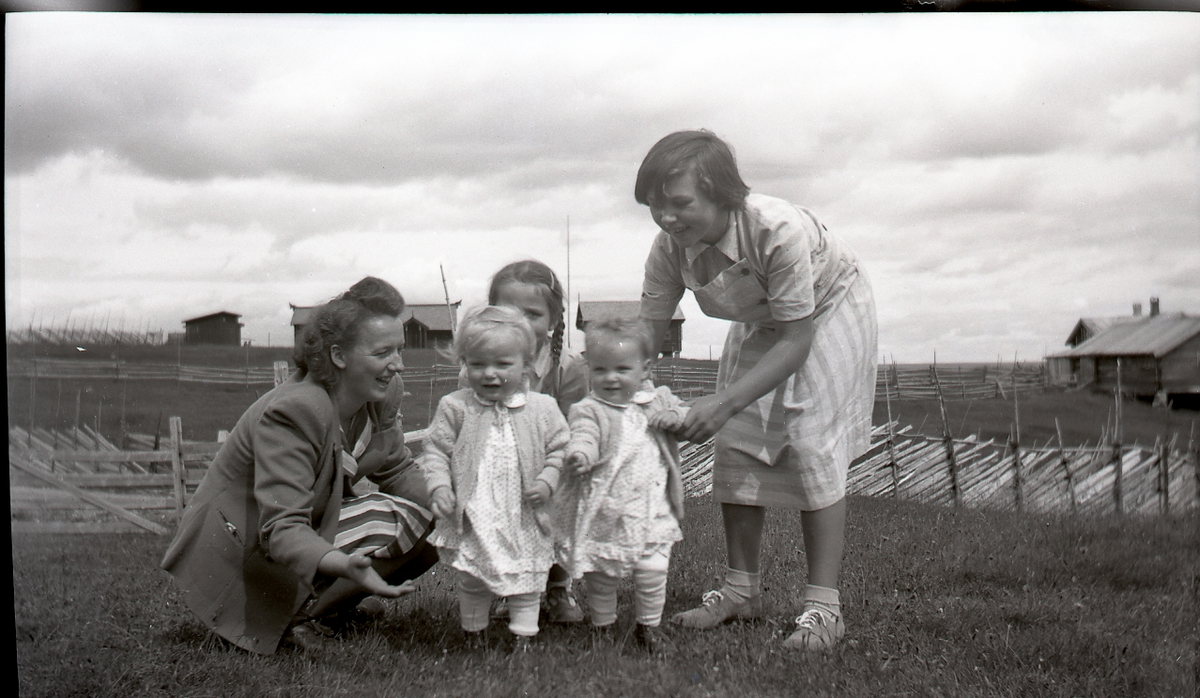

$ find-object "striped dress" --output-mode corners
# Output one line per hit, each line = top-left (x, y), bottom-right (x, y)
(334, 416), (434, 560)
(640, 194), (878, 511)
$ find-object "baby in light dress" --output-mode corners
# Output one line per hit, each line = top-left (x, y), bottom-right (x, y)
(565, 317), (690, 654)
(422, 305), (570, 651)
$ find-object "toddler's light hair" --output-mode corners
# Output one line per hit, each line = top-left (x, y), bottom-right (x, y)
(453, 305), (538, 365)
(583, 316), (654, 362)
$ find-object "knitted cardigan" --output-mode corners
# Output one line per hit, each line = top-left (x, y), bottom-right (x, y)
(566, 385), (689, 523)
(420, 388), (569, 536)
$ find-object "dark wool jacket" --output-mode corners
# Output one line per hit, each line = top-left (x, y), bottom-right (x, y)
(160, 373), (427, 654)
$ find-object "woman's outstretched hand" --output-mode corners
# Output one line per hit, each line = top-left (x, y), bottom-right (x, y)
(344, 554), (418, 598)
(318, 551), (419, 598)
(678, 394), (735, 443)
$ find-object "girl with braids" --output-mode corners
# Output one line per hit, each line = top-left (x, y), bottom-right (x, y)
(162, 277), (438, 654)
(485, 260), (588, 623)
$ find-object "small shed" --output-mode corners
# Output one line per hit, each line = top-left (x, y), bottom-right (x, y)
(289, 302), (460, 350)
(289, 305), (317, 346)
(183, 312), (242, 346)
(575, 301), (685, 358)
(1046, 311), (1200, 399)
(402, 303), (460, 350)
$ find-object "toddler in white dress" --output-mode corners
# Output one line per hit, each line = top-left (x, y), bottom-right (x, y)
(565, 317), (689, 654)
(423, 306), (570, 651)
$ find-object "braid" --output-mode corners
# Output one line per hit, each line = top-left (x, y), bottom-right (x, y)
(546, 316), (565, 399)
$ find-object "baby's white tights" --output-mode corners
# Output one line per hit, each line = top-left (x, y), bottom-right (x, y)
(457, 571), (541, 636)
(583, 547), (671, 627)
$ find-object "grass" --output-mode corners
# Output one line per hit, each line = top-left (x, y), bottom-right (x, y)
(873, 388), (1198, 449)
(13, 496), (1197, 697)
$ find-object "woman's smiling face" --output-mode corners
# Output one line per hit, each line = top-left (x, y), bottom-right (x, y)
(333, 314), (405, 410)
(648, 165), (728, 249)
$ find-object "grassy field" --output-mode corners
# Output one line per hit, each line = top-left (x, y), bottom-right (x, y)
(12, 495), (1197, 697)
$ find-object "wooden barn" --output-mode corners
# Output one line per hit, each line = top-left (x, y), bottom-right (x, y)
(1046, 308), (1200, 400)
(401, 303), (460, 350)
(182, 311), (242, 346)
(289, 305), (317, 346)
(575, 300), (685, 358)
(290, 302), (460, 350)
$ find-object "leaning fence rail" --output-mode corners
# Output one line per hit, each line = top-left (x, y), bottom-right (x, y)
(673, 422), (1198, 517)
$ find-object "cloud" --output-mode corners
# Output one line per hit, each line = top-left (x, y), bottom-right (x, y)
(6, 13), (1199, 362)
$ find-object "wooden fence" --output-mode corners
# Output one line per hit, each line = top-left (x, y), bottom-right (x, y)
(8, 358), (1048, 402)
(9, 420), (429, 535)
(677, 422), (1200, 517)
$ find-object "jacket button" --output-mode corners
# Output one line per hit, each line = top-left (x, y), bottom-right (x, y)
(741, 268), (750, 275)
(758, 298), (768, 305)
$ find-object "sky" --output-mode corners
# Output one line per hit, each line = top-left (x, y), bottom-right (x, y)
(5, 12), (1199, 362)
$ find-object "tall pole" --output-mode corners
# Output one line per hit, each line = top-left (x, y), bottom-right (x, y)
(565, 215), (572, 349)
(440, 263), (456, 333)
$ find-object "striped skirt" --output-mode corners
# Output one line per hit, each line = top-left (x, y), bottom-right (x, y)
(334, 491), (435, 560)
(713, 265), (878, 511)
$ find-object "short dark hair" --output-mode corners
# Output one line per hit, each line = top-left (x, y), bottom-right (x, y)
(634, 130), (750, 210)
(293, 277), (405, 387)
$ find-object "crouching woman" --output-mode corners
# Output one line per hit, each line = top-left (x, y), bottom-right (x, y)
(161, 277), (438, 654)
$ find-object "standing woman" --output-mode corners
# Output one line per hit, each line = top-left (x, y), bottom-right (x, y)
(161, 277), (438, 654)
(636, 131), (877, 651)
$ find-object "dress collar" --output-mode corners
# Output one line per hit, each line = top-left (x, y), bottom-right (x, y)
(590, 388), (655, 409)
(683, 210), (738, 267)
(472, 390), (528, 410)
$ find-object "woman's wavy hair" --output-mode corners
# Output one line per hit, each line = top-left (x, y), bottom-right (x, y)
(453, 305), (537, 367)
(293, 276), (405, 388)
(487, 259), (567, 393)
(634, 129), (750, 210)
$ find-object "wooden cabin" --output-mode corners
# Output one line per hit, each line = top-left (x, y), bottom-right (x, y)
(575, 300), (685, 358)
(290, 302), (460, 350)
(182, 311), (242, 346)
(1046, 306), (1200, 400)
(401, 303), (460, 350)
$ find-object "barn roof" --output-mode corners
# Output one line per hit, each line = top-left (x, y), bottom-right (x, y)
(289, 305), (316, 327)
(289, 303), (460, 332)
(183, 311), (241, 324)
(403, 303), (460, 332)
(1050, 313), (1200, 359)
(1065, 316), (1139, 347)
(576, 301), (684, 325)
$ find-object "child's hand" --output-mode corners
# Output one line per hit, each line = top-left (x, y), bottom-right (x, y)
(647, 410), (684, 432)
(430, 486), (456, 519)
(523, 480), (552, 507)
(566, 451), (595, 475)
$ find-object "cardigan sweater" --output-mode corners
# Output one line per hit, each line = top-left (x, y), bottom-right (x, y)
(566, 385), (689, 522)
(420, 389), (569, 536)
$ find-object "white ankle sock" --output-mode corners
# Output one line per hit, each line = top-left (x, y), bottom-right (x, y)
(801, 584), (840, 613)
(722, 567), (761, 604)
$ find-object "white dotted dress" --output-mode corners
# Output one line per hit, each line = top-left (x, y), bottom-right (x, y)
(572, 402), (682, 579)
(435, 407), (554, 597)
